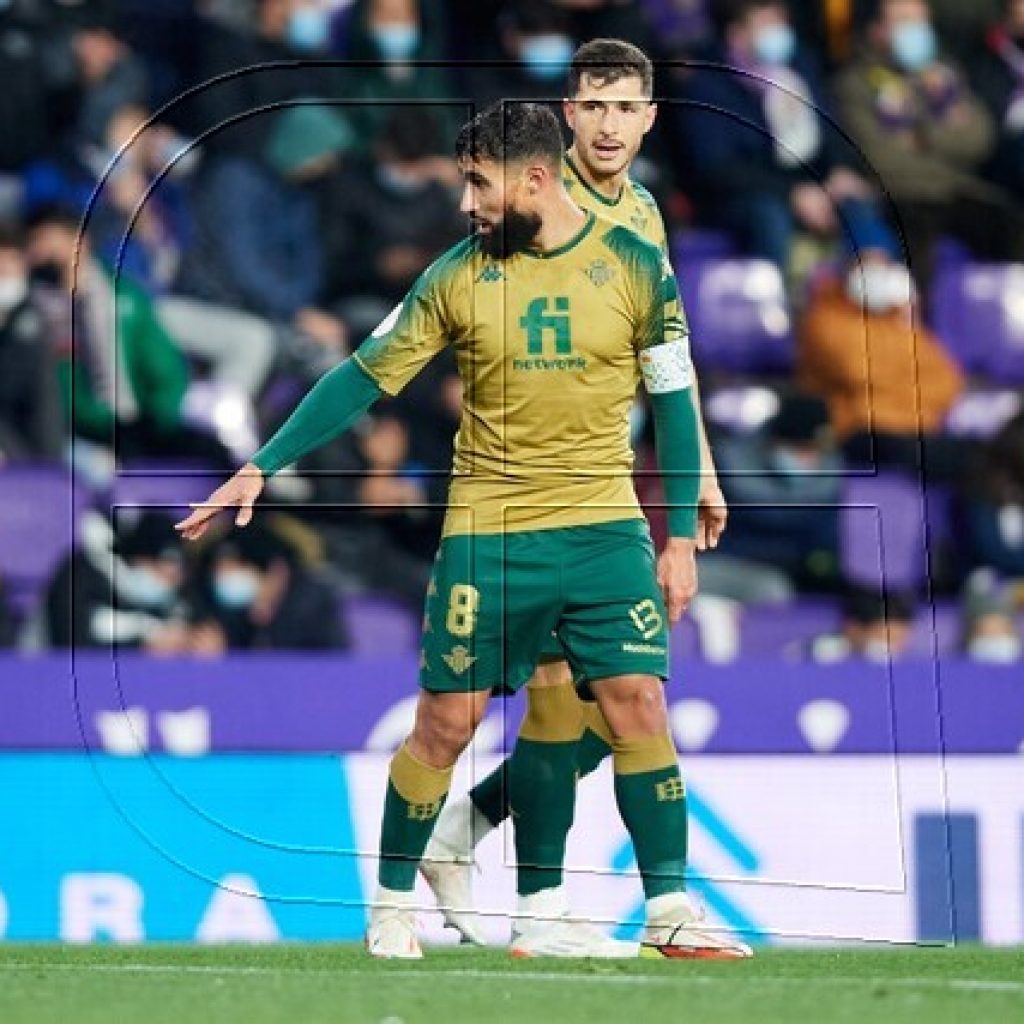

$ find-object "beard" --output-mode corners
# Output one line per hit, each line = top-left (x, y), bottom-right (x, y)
(476, 207), (542, 259)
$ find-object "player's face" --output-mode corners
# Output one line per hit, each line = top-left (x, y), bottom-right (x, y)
(459, 157), (542, 259)
(564, 73), (656, 179)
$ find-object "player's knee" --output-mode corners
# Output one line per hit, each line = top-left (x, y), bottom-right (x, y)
(411, 695), (483, 763)
(592, 674), (668, 738)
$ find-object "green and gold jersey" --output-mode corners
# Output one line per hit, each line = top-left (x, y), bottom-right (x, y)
(561, 152), (668, 255)
(354, 211), (689, 537)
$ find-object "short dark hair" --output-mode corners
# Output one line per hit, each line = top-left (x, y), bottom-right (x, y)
(379, 107), (444, 162)
(0, 221), (25, 252)
(711, 0), (788, 33)
(455, 102), (565, 168)
(568, 38), (654, 98)
(25, 204), (81, 237)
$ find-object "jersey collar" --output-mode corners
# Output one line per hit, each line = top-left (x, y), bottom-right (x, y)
(524, 210), (596, 259)
(564, 151), (625, 208)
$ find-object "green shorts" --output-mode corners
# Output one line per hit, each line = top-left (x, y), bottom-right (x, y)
(420, 518), (669, 693)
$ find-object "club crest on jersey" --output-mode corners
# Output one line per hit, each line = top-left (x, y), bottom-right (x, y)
(476, 263), (503, 283)
(583, 258), (615, 287)
(630, 210), (649, 233)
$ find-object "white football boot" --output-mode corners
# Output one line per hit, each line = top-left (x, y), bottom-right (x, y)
(640, 892), (753, 960)
(509, 887), (638, 959)
(420, 795), (491, 946)
(366, 889), (423, 960)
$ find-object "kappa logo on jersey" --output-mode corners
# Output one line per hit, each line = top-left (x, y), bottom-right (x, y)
(513, 296), (587, 371)
(476, 263), (503, 283)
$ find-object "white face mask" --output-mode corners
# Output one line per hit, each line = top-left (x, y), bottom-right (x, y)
(0, 275), (28, 311)
(968, 633), (1022, 664)
(846, 264), (913, 313)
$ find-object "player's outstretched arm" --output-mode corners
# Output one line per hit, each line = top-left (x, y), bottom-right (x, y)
(174, 463), (265, 541)
(174, 357), (383, 541)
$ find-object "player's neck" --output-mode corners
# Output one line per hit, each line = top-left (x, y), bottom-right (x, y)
(566, 143), (628, 201)
(530, 195), (590, 255)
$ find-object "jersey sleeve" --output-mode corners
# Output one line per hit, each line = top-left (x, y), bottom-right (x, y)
(353, 241), (471, 396)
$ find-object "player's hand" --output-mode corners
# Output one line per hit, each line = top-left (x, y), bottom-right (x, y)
(657, 537), (698, 624)
(697, 477), (728, 551)
(174, 463), (264, 541)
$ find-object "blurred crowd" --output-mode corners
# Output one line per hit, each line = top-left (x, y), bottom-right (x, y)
(0, 0), (1022, 662)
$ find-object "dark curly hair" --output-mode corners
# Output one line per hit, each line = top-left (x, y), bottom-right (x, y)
(455, 101), (565, 169)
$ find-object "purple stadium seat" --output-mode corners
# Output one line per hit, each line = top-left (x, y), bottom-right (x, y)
(640, 0), (711, 46)
(0, 466), (91, 616)
(677, 258), (794, 374)
(931, 264), (1024, 381)
(739, 599), (843, 658)
(840, 473), (928, 592)
(112, 462), (220, 516)
(670, 228), (734, 264)
(342, 595), (419, 655)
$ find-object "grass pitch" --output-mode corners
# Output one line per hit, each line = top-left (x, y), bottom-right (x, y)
(1, 944), (1021, 1024)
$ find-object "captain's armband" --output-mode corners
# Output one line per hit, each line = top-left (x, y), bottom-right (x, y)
(639, 339), (694, 395)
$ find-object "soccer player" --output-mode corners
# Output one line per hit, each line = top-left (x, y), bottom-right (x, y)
(176, 99), (750, 961)
(421, 39), (740, 958)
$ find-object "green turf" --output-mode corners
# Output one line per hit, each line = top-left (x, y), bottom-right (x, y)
(0, 944), (1021, 1024)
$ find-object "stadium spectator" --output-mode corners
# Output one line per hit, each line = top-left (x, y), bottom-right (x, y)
(0, 221), (63, 462)
(835, 0), (1024, 292)
(677, 0), (883, 272)
(464, 1), (578, 107)
(959, 412), (1024, 662)
(26, 206), (232, 467)
(23, 103), (196, 293)
(799, 218), (966, 661)
(340, 0), (458, 152)
(285, 411), (440, 609)
(44, 511), (194, 650)
(322, 108), (464, 329)
(702, 393), (841, 601)
(968, 0), (1024, 204)
(175, 104), (352, 373)
(797, 218), (965, 485)
(0, 5), (60, 174)
(193, 523), (348, 651)
(192, 0), (334, 158)
(69, 12), (149, 148)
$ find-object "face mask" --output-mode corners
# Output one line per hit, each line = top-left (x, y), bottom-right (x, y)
(372, 24), (420, 62)
(752, 23), (795, 67)
(521, 34), (574, 80)
(770, 447), (816, 475)
(214, 569), (259, 609)
(890, 20), (937, 72)
(124, 565), (176, 610)
(377, 164), (428, 196)
(287, 7), (330, 53)
(968, 633), (1022, 664)
(0, 275), (27, 311)
(30, 261), (65, 289)
(847, 264), (912, 313)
